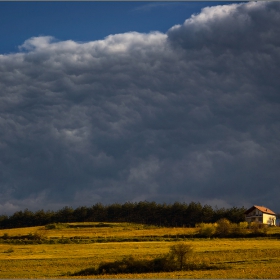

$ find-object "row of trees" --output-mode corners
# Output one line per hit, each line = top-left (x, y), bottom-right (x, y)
(0, 201), (246, 229)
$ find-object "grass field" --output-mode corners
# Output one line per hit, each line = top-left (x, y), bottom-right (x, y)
(0, 223), (280, 278)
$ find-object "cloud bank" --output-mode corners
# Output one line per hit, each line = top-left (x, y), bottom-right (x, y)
(1, 1), (280, 214)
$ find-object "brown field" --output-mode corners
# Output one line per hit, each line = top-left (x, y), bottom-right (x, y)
(0, 223), (280, 278)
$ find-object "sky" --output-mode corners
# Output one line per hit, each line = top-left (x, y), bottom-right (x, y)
(1, 1), (280, 215)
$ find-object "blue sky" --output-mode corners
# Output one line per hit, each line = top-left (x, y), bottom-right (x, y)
(1, 1), (280, 215)
(0, 2), (233, 54)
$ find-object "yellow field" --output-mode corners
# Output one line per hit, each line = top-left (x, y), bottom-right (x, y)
(0, 222), (197, 239)
(1, 222), (279, 239)
(0, 223), (280, 278)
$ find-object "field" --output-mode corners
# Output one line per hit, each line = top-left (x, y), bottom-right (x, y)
(0, 223), (280, 278)
(0, 222), (198, 239)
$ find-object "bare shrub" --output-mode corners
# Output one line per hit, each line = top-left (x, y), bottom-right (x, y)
(216, 218), (231, 237)
(169, 242), (194, 270)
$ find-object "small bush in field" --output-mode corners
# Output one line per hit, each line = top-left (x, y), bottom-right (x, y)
(239, 221), (248, 229)
(2, 233), (9, 240)
(250, 222), (268, 235)
(230, 223), (242, 235)
(197, 223), (216, 237)
(216, 218), (232, 237)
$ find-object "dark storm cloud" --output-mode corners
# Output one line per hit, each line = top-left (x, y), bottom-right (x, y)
(1, 2), (280, 214)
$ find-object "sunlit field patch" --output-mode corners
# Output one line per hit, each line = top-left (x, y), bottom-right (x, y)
(0, 222), (197, 239)
(0, 223), (280, 278)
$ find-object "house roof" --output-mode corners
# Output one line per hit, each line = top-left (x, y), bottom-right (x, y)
(245, 205), (276, 215)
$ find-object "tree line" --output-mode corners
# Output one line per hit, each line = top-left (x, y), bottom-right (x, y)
(0, 201), (246, 229)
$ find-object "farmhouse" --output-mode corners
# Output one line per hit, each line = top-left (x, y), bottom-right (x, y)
(245, 205), (276, 226)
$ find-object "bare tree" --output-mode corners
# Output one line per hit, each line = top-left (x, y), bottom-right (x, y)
(169, 243), (193, 270)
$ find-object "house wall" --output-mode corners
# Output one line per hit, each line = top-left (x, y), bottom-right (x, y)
(245, 209), (263, 223)
(263, 213), (276, 225)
